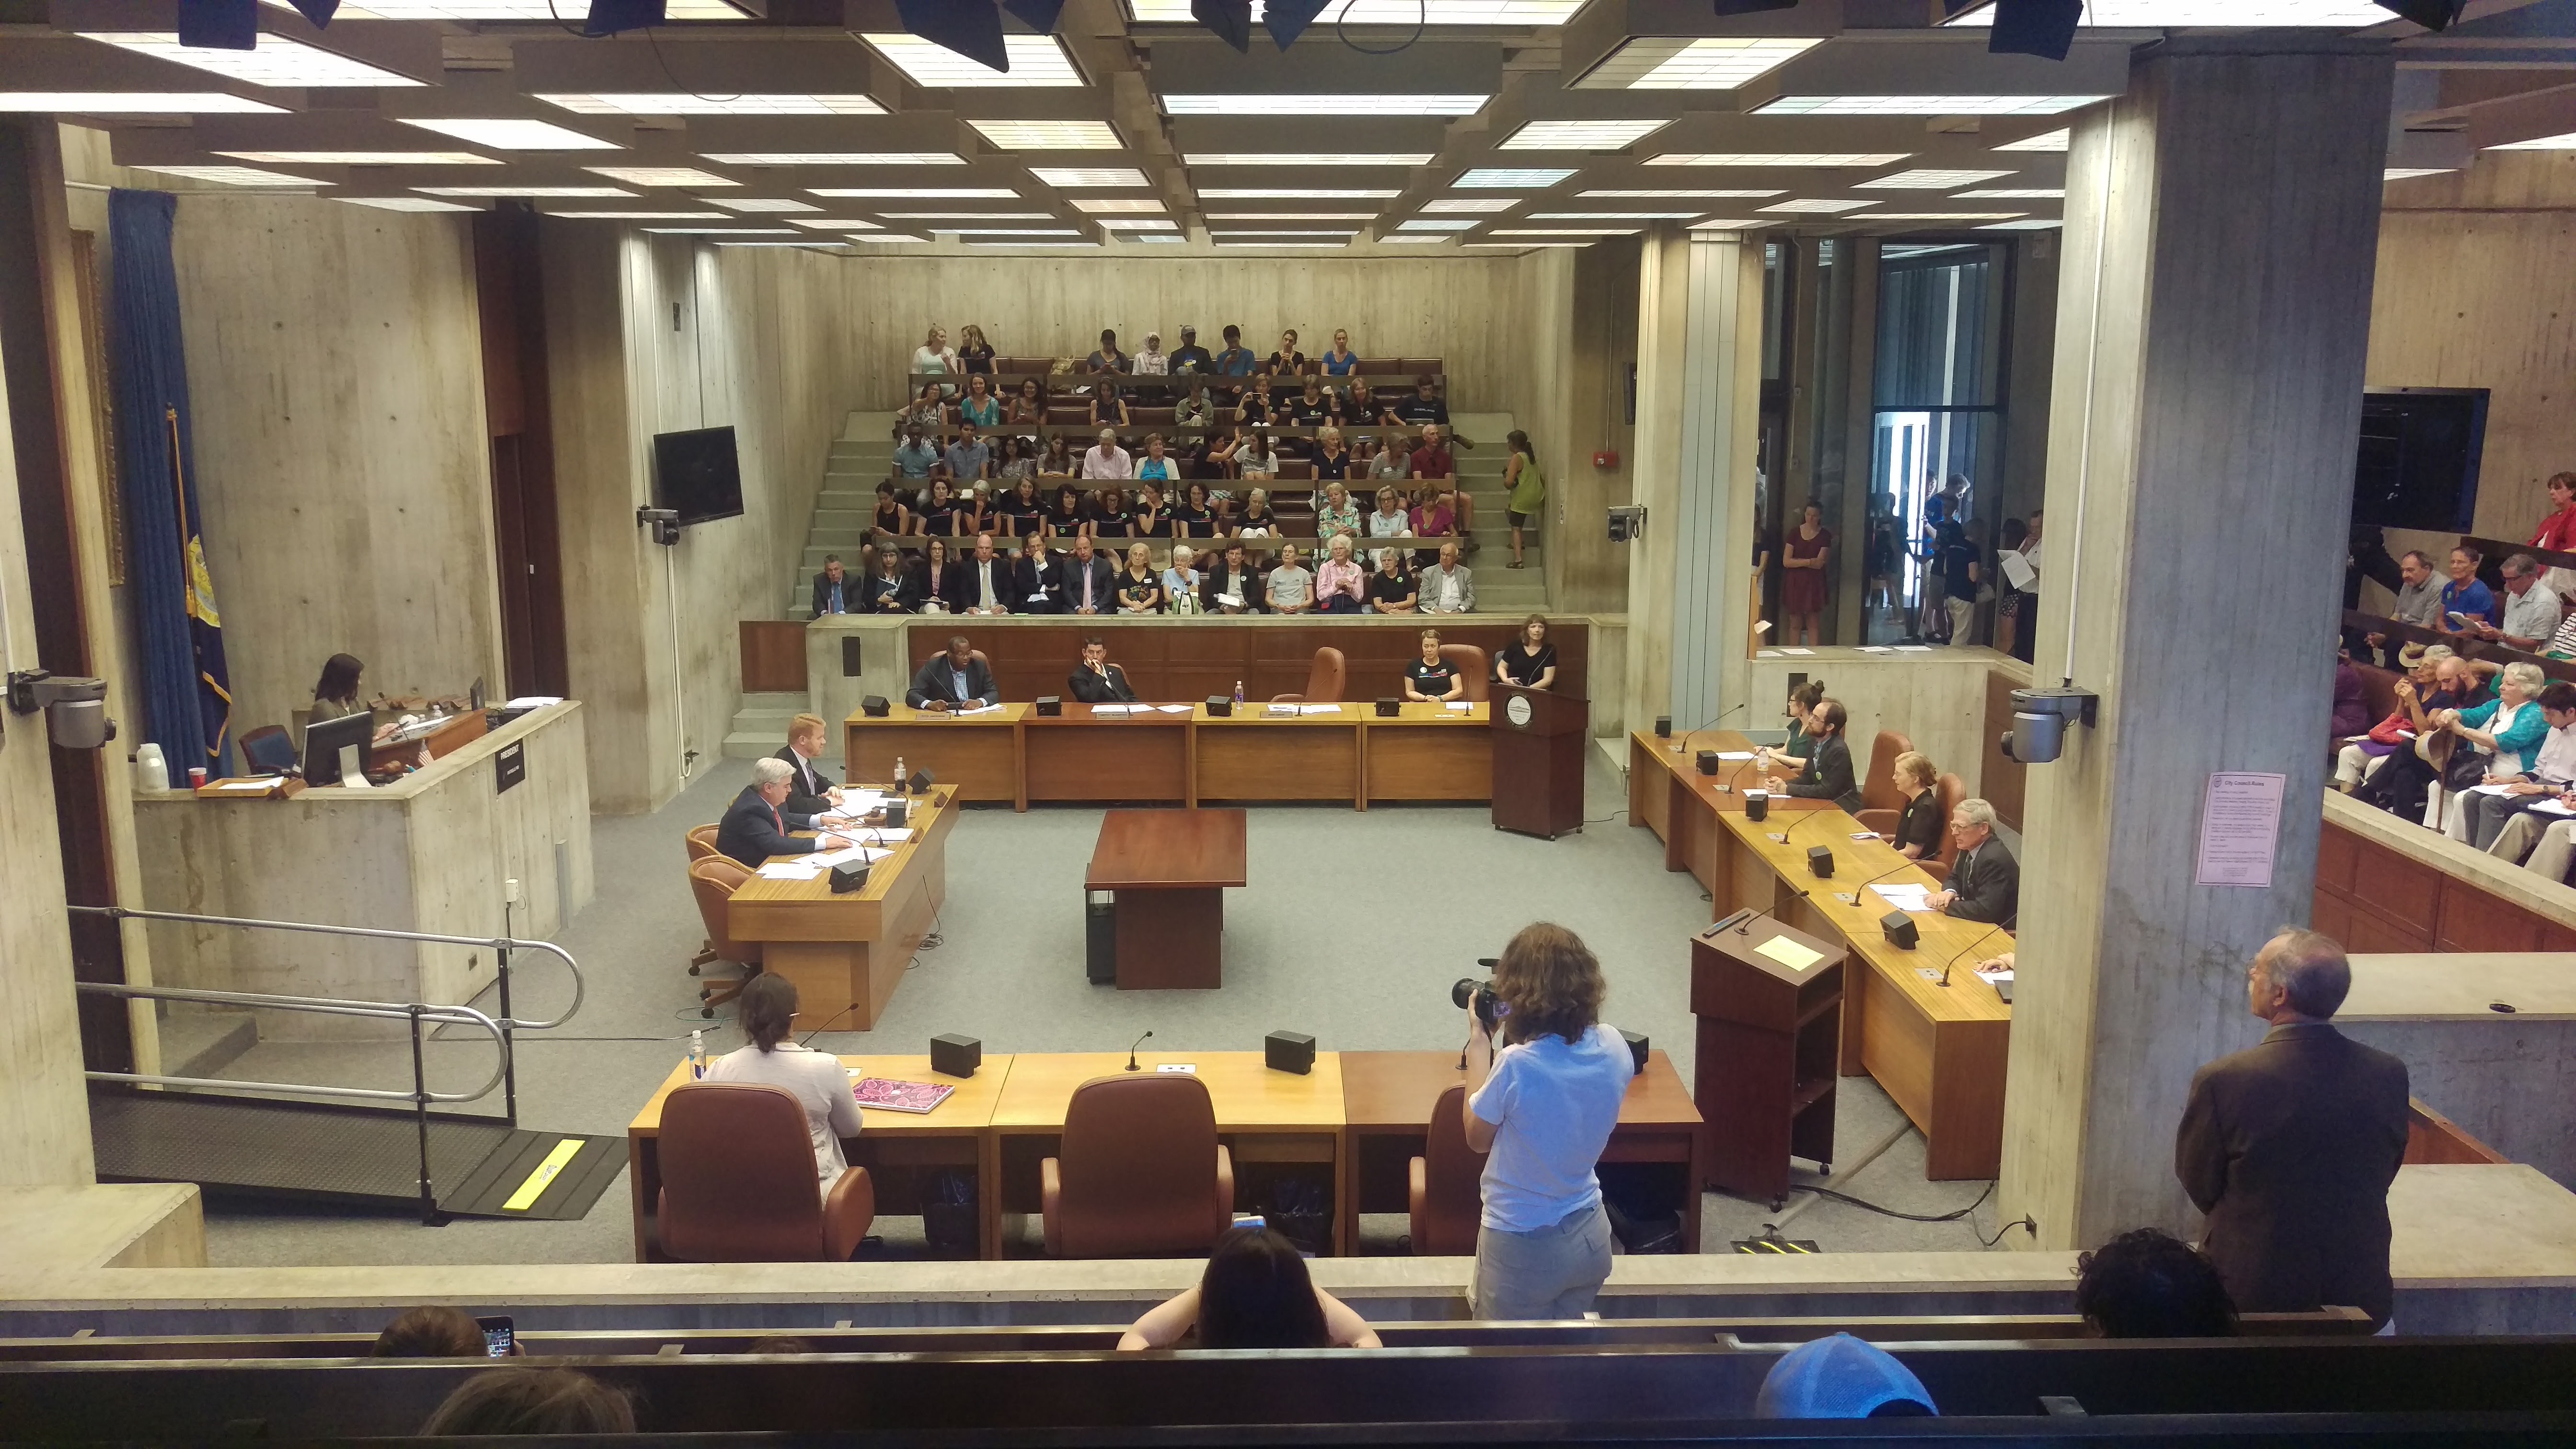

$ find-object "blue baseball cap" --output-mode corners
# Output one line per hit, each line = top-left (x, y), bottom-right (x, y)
(1754, 1334), (1938, 1419)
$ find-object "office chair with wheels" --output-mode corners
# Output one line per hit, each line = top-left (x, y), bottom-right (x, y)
(1042, 1073), (1234, 1258)
(1270, 646), (1346, 705)
(657, 1082), (875, 1262)
(1438, 644), (1491, 703)
(240, 724), (298, 775)
(1851, 730), (1917, 836)
(1409, 1083), (1489, 1256)
(688, 855), (762, 1015)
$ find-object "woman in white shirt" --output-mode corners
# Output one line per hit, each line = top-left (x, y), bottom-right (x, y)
(1365, 485), (1411, 569)
(1461, 922), (1635, 1321)
(910, 326), (957, 398)
(1136, 332), (1170, 376)
(1236, 429), (1280, 482)
(1266, 542), (1315, 614)
(700, 974), (864, 1195)
(1162, 543), (1202, 614)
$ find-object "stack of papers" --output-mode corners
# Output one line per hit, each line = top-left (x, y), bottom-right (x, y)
(1443, 701), (1473, 713)
(1778, 646), (1816, 656)
(209, 776), (283, 792)
(1894, 645), (1934, 654)
(951, 702), (1004, 716)
(1755, 649), (1782, 659)
(1300, 703), (1344, 715)
(1158, 703), (1192, 715)
(1857, 645), (1894, 655)
(809, 846), (895, 869)
(1714, 750), (1757, 762)
(1870, 883), (1934, 912)
(841, 826), (912, 844)
(504, 696), (564, 710)
(1093, 703), (1152, 716)
(757, 862), (821, 881)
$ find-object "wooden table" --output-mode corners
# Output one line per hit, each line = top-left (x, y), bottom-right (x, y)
(843, 705), (1029, 805)
(1336, 1049), (1707, 1256)
(1026, 702), (1193, 804)
(724, 787), (958, 1032)
(1631, 732), (2012, 1180)
(1086, 809), (1249, 989)
(988, 1050), (1347, 1258)
(624, 1051), (1014, 1263)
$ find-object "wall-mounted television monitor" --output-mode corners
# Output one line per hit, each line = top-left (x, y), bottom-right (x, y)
(2352, 387), (2486, 534)
(651, 425), (744, 528)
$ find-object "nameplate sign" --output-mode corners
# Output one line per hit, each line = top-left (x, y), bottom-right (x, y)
(494, 741), (526, 795)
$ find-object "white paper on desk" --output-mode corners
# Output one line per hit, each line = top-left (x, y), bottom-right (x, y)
(1753, 936), (1826, 972)
(2000, 549), (2037, 590)
(1976, 965), (2015, 987)
(845, 827), (912, 844)
(504, 696), (564, 709)
(953, 702), (1004, 716)
(1894, 644), (1934, 653)
(215, 776), (282, 791)
(1858, 645), (1894, 654)
(1871, 883), (1934, 911)
(1444, 701), (1472, 713)
(1850, 831), (1879, 842)
(1159, 703), (1192, 715)
(1714, 751), (1757, 762)
(809, 846), (895, 868)
(757, 863), (821, 881)
(2532, 799), (2576, 816)
(1755, 649), (1782, 658)
(1779, 646), (1816, 656)
(1265, 703), (1298, 716)
(1298, 703), (1343, 715)
(1093, 703), (1147, 716)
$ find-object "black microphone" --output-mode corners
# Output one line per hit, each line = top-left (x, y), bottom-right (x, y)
(1124, 1028), (1154, 1071)
(1837, 857), (1920, 908)
(1722, 886), (1812, 942)
(1767, 800), (1838, 847)
(1938, 926), (2012, 989)
(1672, 699), (1749, 759)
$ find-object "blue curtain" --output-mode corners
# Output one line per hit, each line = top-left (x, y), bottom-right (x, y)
(108, 188), (232, 778)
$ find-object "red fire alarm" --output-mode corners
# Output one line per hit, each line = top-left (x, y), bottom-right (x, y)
(1592, 448), (1621, 470)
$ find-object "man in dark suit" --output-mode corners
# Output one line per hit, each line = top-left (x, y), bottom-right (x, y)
(1926, 797), (2017, 928)
(811, 554), (853, 617)
(2176, 930), (2410, 1327)
(1068, 637), (1138, 704)
(1770, 699), (1863, 813)
(904, 635), (1000, 712)
(773, 712), (839, 823)
(1199, 540), (1265, 615)
(959, 532), (1014, 616)
(1063, 533), (1116, 616)
(1014, 539), (1064, 614)
(716, 758), (851, 867)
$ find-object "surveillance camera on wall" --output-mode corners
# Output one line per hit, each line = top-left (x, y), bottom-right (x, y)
(636, 506), (681, 547)
(5, 671), (115, 750)
(1999, 685), (2099, 766)
(1607, 505), (1645, 543)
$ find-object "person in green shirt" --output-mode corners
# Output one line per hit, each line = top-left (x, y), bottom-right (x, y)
(1504, 429), (1546, 570)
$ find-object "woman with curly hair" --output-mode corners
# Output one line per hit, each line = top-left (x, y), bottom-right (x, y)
(1461, 921), (1635, 1321)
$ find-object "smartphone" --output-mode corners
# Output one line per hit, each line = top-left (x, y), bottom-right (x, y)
(476, 1315), (515, 1357)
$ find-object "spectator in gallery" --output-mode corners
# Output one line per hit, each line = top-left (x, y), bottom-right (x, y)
(1004, 377), (1047, 427)
(1082, 427), (1133, 482)
(1086, 327), (1130, 374)
(1162, 544), (1203, 613)
(2330, 642), (2372, 741)
(893, 422), (940, 482)
(1136, 330), (1170, 376)
(1392, 373), (1449, 430)
(1212, 323), (1257, 383)
(1313, 534), (1367, 615)
(1319, 327), (1360, 377)
(1936, 517), (1980, 646)
(1366, 485), (1411, 569)
(2472, 552), (2563, 651)
(1134, 481), (1173, 540)
(1503, 429), (1546, 572)
(914, 536), (963, 614)
(810, 553), (853, 617)
(863, 545), (913, 614)
(1312, 426), (1354, 483)
(1266, 328), (1308, 380)
(2430, 661), (2551, 831)
(1882, 751), (1944, 860)
(1045, 482), (1087, 544)
(916, 477), (966, 538)
(1410, 422), (1456, 487)
(1119, 1224), (1381, 1351)
(1780, 498), (1832, 646)
(896, 382), (947, 441)
(1410, 489), (1458, 567)
(2354, 651), (2498, 818)
(1172, 481), (1217, 538)
(1063, 532), (1115, 616)
(1366, 546), (1417, 614)
(1087, 484), (1137, 540)
(2365, 550), (2443, 667)
(1168, 323), (1213, 376)
(1421, 540), (1475, 615)
(957, 372), (1003, 430)
(1201, 540), (1263, 615)
(995, 476), (1046, 544)
(2532, 470), (2576, 553)
(2449, 679), (2576, 850)
(2436, 545), (2499, 632)
(1924, 798), (2017, 928)
(1266, 541), (1316, 615)
(1232, 487), (1279, 540)
(1753, 1334), (1936, 1419)
(716, 758), (851, 867)
(940, 423), (991, 486)
(960, 534), (1013, 617)
(1237, 429), (1282, 483)
(953, 322), (993, 375)
(1176, 378), (1218, 428)
(1117, 542), (1166, 614)
(1290, 376), (1334, 428)
(1202, 422), (1250, 476)
(419, 1368), (636, 1437)
(1315, 479), (1363, 553)
(1013, 535), (1064, 614)
(371, 1306), (489, 1358)
(1369, 433), (1415, 488)
(702, 973), (866, 1189)
(2075, 1229), (2239, 1339)
(1039, 433), (1077, 478)
(868, 481), (910, 543)
(1136, 434), (1176, 489)
(1237, 372), (1279, 426)
(910, 324), (956, 395)
(1091, 380), (1134, 430)
(1343, 377), (1384, 426)
(2176, 929), (2409, 1328)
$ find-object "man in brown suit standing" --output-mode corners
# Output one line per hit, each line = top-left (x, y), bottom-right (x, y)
(2176, 929), (2410, 1327)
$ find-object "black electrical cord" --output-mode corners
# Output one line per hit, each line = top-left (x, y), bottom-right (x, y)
(1335, 0), (1426, 56)
(1801, 1178), (1995, 1226)
(1977, 1209), (2040, 1248)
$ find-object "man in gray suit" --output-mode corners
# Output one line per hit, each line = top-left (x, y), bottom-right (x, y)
(1925, 798), (2016, 929)
(2175, 930), (2410, 1327)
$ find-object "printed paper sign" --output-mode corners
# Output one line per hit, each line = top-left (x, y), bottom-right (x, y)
(2196, 772), (2286, 888)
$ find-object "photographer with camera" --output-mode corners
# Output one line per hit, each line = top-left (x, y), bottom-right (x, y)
(1458, 922), (1637, 1320)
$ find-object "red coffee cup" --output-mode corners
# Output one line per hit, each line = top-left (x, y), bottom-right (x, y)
(188, 768), (208, 788)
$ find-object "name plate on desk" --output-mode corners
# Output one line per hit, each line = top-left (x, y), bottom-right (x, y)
(494, 741), (526, 794)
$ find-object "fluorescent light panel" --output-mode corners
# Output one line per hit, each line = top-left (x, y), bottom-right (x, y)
(1856, 168), (2014, 189)
(1453, 167), (1574, 187)
(860, 33), (1083, 88)
(1128, 0), (1580, 18)
(1647, 152), (1907, 167)
(540, 94), (882, 116)
(1097, 217), (1179, 230)
(335, 195), (476, 210)
(1209, 229), (1359, 237)
(1958, 188), (2063, 198)
(0, 92), (285, 114)
(1124, 234), (1186, 243)
(1072, 197), (1166, 213)
(1944, 0), (2391, 23)
(1200, 188), (1397, 198)
(551, 210), (730, 219)
(968, 241), (1100, 248)
(879, 211), (1057, 219)
(1395, 218), (1481, 230)
(1686, 218), (1766, 229)
(136, 163), (320, 186)
(1378, 234), (1449, 243)
(2382, 168), (2451, 180)
(80, 31), (426, 88)
(1994, 129), (2070, 152)
(1582, 188), (1783, 198)
(1422, 196), (1516, 212)
(641, 227), (798, 234)
(712, 241), (852, 247)
(2492, 131), (2576, 150)
(1499, 119), (1667, 150)
(1532, 210), (1704, 219)
(1488, 227), (1637, 236)
(1757, 95), (2109, 116)
(1979, 218), (2063, 229)
(789, 218), (882, 229)
(711, 153), (966, 165)
(1031, 166), (1151, 187)
(968, 120), (1122, 149)
(709, 196), (819, 212)
(933, 227), (1081, 235)
(1206, 211), (1376, 220)
(1164, 94), (1488, 115)
(586, 166), (737, 186)
(222, 149), (495, 165)
(289, 0), (748, 15)
(1577, 36), (1821, 91)
(398, 117), (618, 150)
(1183, 153), (1433, 166)
(418, 184), (635, 196)
(1760, 197), (1874, 213)
(1864, 212), (2028, 220)
(807, 186), (1013, 197)
(1213, 241), (1345, 248)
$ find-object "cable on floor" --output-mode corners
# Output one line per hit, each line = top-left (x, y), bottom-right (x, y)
(1800, 1179), (1996, 1225)
(1978, 1208), (2041, 1248)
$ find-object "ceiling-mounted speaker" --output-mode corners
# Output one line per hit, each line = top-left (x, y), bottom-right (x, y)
(1986, 0), (2082, 61)
(1002, 0), (1066, 31)
(1193, 0), (1255, 53)
(896, 0), (1010, 72)
(584, 0), (667, 37)
(1263, 0), (1336, 47)
(176, 0), (258, 49)
(2375, 0), (2468, 29)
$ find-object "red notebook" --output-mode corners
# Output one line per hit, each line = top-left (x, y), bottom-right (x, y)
(851, 1077), (954, 1114)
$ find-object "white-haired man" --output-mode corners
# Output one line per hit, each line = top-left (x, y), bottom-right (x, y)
(716, 758), (851, 868)
(1923, 797), (2016, 929)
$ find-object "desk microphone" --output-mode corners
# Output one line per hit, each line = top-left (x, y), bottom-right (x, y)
(1938, 926), (2011, 989)
(1767, 801), (1835, 848)
(1124, 1029), (1154, 1071)
(1719, 886), (1811, 943)
(1838, 858), (1918, 909)
(1673, 700), (1748, 759)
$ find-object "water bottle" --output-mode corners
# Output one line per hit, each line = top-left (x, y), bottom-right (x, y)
(135, 743), (168, 793)
(1232, 679), (1244, 704)
(689, 1029), (706, 1080)
(894, 756), (906, 791)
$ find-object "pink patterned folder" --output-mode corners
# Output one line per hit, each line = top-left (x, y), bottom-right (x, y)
(851, 1077), (954, 1114)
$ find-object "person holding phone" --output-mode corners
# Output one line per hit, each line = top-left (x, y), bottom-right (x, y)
(1461, 922), (1637, 1321)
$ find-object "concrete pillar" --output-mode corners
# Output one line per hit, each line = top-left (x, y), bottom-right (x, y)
(1999, 41), (2394, 1249)
(1623, 229), (1764, 740)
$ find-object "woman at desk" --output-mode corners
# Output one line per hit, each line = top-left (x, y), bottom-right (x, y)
(700, 975), (864, 1196)
(1403, 630), (1462, 702)
(1884, 751), (1945, 860)
(310, 654), (400, 743)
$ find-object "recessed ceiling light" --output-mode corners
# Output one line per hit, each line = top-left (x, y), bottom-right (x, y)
(1760, 198), (1874, 213)
(808, 186), (1014, 197)
(711, 153), (966, 166)
(710, 196), (819, 212)
(1580, 188), (1783, 198)
(1856, 168), (2015, 189)
(1210, 229), (1360, 237)
(1978, 218), (2063, 229)
(1994, 130), (2070, 152)
(1758, 95), (2109, 117)
(548, 210), (730, 219)
(1395, 218), (1481, 230)
(1454, 167), (1575, 187)
(1213, 241), (1346, 248)
(1184, 153), (1434, 167)
(398, 117), (619, 150)
(789, 218), (882, 229)
(1499, 119), (1668, 151)
(1205, 211), (1377, 220)
(1466, 241), (1588, 248)
(935, 227), (1082, 235)
(860, 33), (1083, 88)
(1199, 188), (1399, 198)
(849, 233), (928, 242)
(1957, 188), (2063, 198)
(1029, 167), (1152, 189)
(881, 211), (1058, 219)
(335, 195), (477, 211)
(221, 149), (495, 165)
(1686, 218), (1767, 230)
(418, 184), (635, 196)
(640, 227), (799, 234)
(1163, 94), (1488, 116)
(288, 0), (749, 15)
(80, 32), (426, 88)
(540, 93), (885, 116)
(2491, 131), (2576, 150)
(1648, 152), (1908, 167)
(969, 119), (1122, 150)
(1422, 197), (1517, 212)
(1124, 234), (1186, 243)
(1098, 217), (1179, 230)
(1574, 36), (1821, 91)
(2381, 168), (2451, 180)
(1379, 234), (1449, 244)
(1072, 197), (1166, 213)
(1943, 0), (2390, 23)
(1863, 212), (2028, 221)
(711, 240), (852, 248)
(1488, 228), (1637, 236)
(586, 166), (737, 187)
(969, 241), (1102, 248)
(135, 163), (321, 187)
(1128, 0), (1579, 18)
(0, 92), (286, 114)
(1531, 210), (1704, 219)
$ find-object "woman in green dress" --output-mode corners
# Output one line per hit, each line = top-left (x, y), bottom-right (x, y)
(1503, 429), (1546, 570)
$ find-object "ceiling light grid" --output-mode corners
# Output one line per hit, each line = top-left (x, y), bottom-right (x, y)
(399, 117), (619, 150)
(1943, 0), (2391, 24)
(1031, 166), (1151, 187)
(1129, 0), (1580, 18)
(1581, 188), (1783, 198)
(335, 195), (477, 210)
(0, 92), (286, 114)
(860, 33), (1083, 88)
(1532, 210), (1705, 219)
(1648, 152), (1907, 167)
(296, 0), (748, 15)
(1422, 196), (1517, 212)
(1958, 188), (2063, 198)
(135, 163), (321, 187)
(1072, 197), (1167, 213)
(222, 149), (494, 165)
(540, 94), (884, 116)
(1994, 130), (2070, 152)
(1756, 95), (2110, 117)
(1184, 153), (1433, 167)
(80, 32), (425, 88)
(1200, 188), (1398, 198)
(419, 184), (634, 196)
(550, 210), (729, 219)
(1488, 227), (1638, 236)
(1453, 167), (1574, 187)
(1760, 198), (1875, 213)
(1855, 169), (2014, 189)
(1499, 119), (1667, 150)
(789, 218), (883, 229)
(1205, 211), (1378, 220)
(1164, 95), (1487, 115)
(709, 197), (819, 212)
(711, 153), (966, 166)
(641, 227), (798, 235)
(1395, 218), (1481, 231)
(1098, 217), (1180, 230)
(587, 166), (737, 187)
(969, 120), (1123, 149)
(1576, 36), (1821, 91)
(808, 186), (1013, 197)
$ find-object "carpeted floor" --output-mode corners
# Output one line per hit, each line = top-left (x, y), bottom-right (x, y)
(186, 748), (2021, 1266)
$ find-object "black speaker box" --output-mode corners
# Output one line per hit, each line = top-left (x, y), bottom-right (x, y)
(931, 1033), (982, 1078)
(1206, 695), (1232, 717)
(1654, 715), (1671, 737)
(1806, 845), (1835, 879)
(1695, 750), (1721, 775)
(1619, 1029), (1649, 1076)
(1375, 697), (1400, 716)
(908, 768), (934, 795)
(1265, 1030), (1316, 1075)
(884, 797), (908, 828)
(861, 694), (891, 718)
(829, 862), (871, 894)
(1035, 695), (1063, 717)
(1882, 911), (1920, 949)
(1745, 790), (1769, 823)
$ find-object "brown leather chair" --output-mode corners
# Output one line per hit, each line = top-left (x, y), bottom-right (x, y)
(1408, 1084), (1489, 1256)
(1918, 773), (1971, 884)
(1439, 644), (1491, 702)
(1041, 1073), (1235, 1258)
(688, 855), (761, 1017)
(685, 823), (721, 862)
(1851, 730), (1916, 836)
(1272, 646), (1346, 705)
(657, 1082), (875, 1262)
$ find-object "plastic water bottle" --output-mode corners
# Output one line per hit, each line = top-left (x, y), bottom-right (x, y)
(893, 756), (906, 791)
(689, 1029), (705, 1080)
(1233, 680), (1244, 704)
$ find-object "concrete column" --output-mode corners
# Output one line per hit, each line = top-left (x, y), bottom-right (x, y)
(1999, 41), (2394, 1249)
(1624, 229), (1764, 740)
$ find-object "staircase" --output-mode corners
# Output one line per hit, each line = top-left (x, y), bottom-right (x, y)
(785, 416), (895, 621)
(721, 691), (810, 761)
(1445, 412), (1547, 615)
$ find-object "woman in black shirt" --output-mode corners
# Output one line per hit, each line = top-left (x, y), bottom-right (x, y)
(1087, 485), (1136, 540)
(918, 477), (964, 537)
(870, 482), (910, 543)
(1403, 629), (1461, 702)
(1495, 614), (1559, 690)
(1312, 428), (1352, 483)
(915, 536), (963, 614)
(864, 546), (915, 613)
(1135, 482), (1173, 539)
(1115, 541), (1165, 614)
(1172, 482), (1216, 538)
(1885, 751), (1945, 860)
(997, 478), (1045, 543)
(1046, 483), (1087, 544)
(1365, 548), (1416, 613)
(955, 323), (995, 374)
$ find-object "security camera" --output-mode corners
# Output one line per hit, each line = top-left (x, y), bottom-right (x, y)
(2000, 686), (2099, 766)
(1607, 505), (1645, 543)
(6, 671), (115, 750)
(636, 506), (681, 546)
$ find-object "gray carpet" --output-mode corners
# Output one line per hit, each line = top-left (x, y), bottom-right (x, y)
(186, 749), (2020, 1266)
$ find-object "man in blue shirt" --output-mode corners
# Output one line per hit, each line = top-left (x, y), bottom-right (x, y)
(893, 423), (940, 481)
(1212, 324), (1256, 395)
(939, 421), (991, 483)
(2438, 545), (2501, 633)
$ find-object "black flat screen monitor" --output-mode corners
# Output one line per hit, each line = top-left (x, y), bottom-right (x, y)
(652, 426), (744, 527)
(302, 711), (375, 787)
(2353, 387), (2487, 533)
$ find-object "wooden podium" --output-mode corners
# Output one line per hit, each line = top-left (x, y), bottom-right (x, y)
(1490, 685), (1587, 839)
(1690, 917), (1847, 1208)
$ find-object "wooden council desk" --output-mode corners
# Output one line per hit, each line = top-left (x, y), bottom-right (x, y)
(1631, 731), (2012, 1180)
(846, 701), (1490, 811)
(725, 786), (959, 1032)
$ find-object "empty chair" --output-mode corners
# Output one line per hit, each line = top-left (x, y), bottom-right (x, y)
(1354, 356), (1399, 376)
(1850, 730), (1917, 835)
(1438, 643), (1492, 702)
(688, 855), (761, 1016)
(1398, 358), (1442, 377)
(1918, 773), (1971, 883)
(1409, 1084), (1489, 1256)
(656, 1082), (875, 1262)
(1041, 1073), (1234, 1258)
(685, 823), (721, 862)
(1272, 646), (1346, 705)
(240, 724), (298, 775)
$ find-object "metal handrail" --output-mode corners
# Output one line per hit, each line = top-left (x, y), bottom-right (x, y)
(67, 904), (585, 1030)
(72, 981), (508, 1105)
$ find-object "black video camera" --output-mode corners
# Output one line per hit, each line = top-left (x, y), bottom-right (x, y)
(1451, 957), (1507, 1031)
